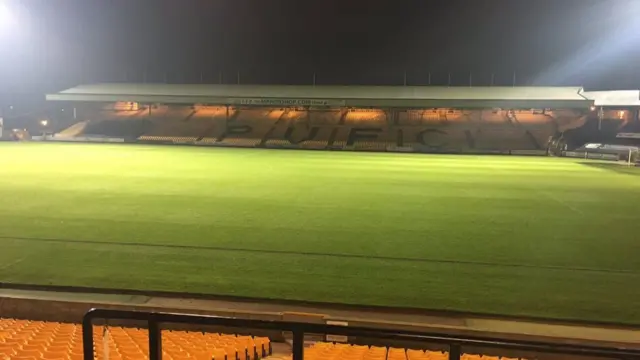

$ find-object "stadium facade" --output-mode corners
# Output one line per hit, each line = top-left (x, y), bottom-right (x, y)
(3, 83), (638, 157)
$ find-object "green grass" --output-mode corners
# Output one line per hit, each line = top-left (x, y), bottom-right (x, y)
(1, 142), (640, 324)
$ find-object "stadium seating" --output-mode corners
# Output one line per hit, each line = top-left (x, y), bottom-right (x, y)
(479, 110), (508, 124)
(217, 109), (281, 147)
(262, 112), (299, 146)
(397, 111), (417, 126)
(56, 121), (89, 137)
(54, 108), (155, 139)
(85, 106), (227, 144)
(343, 110), (387, 126)
(138, 135), (199, 143)
(397, 125), (470, 151)
(443, 110), (469, 123)
(53, 105), (595, 153)
(549, 110), (587, 133)
(0, 318), (271, 360)
(510, 111), (548, 125)
(265, 123), (333, 149)
(309, 110), (341, 125)
(474, 126), (536, 151)
(81, 119), (153, 139)
(139, 106), (227, 142)
(299, 342), (525, 360)
(1, 318), (526, 360)
(399, 110), (443, 125)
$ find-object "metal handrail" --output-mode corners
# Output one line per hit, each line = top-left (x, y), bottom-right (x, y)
(82, 308), (640, 360)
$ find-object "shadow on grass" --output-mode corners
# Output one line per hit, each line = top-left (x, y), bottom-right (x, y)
(580, 161), (640, 176)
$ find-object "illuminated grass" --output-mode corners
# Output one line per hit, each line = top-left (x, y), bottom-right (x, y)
(1, 142), (640, 323)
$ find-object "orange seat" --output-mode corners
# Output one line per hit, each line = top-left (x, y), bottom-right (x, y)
(0, 318), (282, 360)
(16, 349), (44, 358)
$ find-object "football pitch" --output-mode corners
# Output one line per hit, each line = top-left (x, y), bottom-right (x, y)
(1, 142), (640, 324)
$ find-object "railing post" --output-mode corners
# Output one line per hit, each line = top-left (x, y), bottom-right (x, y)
(78, 309), (640, 360)
(82, 314), (95, 360)
(148, 319), (163, 360)
(292, 327), (304, 360)
(449, 343), (461, 360)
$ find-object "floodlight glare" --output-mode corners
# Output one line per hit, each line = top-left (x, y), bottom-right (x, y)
(40, 119), (48, 126)
(0, 3), (16, 32)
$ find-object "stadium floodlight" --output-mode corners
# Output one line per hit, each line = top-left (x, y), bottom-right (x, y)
(40, 119), (48, 127)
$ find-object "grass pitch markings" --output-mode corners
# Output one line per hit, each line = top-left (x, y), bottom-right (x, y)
(1, 142), (640, 323)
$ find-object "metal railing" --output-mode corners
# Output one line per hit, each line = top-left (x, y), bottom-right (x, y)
(82, 308), (640, 360)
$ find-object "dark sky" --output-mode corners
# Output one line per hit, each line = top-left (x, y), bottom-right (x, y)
(3, 0), (640, 92)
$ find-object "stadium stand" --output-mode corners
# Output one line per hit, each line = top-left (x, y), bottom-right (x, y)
(265, 121), (334, 149)
(0, 318), (271, 360)
(479, 110), (508, 124)
(309, 109), (341, 125)
(0, 317), (537, 360)
(81, 119), (152, 139)
(61, 108), (153, 139)
(137, 106), (228, 143)
(474, 126), (534, 151)
(56, 121), (89, 137)
(343, 110), (387, 126)
(399, 126), (446, 150)
(41, 83), (640, 154)
(298, 342), (521, 360)
(50, 104), (599, 153)
(217, 109), (281, 147)
(547, 110), (586, 132)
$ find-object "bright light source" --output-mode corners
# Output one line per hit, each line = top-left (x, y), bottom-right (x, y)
(0, 3), (17, 32)
(619, 110), (625, 118)
(590, 106), (596, 111)
(40, 120), (48, 126)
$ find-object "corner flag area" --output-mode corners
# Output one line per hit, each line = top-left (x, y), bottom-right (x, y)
(1, 142), (639, 324)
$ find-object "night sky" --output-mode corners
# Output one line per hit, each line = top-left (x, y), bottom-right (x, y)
(2, 0), (640, 93)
